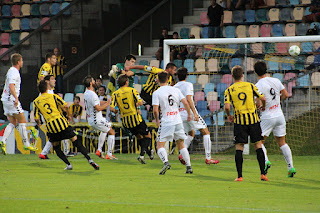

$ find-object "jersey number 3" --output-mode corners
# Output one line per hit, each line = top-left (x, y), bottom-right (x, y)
(44, 103), (52, 114)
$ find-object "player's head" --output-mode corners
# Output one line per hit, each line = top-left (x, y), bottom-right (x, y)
(53, 48), (60, 56)
(165, 63), (177, 75)
(177, 67), (188, 81)
(45, 53), (57, 66)
(158, 71), (169, 84)
(124, 54), (136, 67)
(173, 32), (179, 39)
(11, 53), (23, 68)
(231, 65), (244, 81)
(83, 75), (95, 88)
(98, 86), (106, 96)
(44, 74), (56, 89)
(118, 74), (129, 87)
(74, 96), (80, 105)
(38, 80), (48, 93)
(254, 61), (267, 77)
(96, 77), (102, 87)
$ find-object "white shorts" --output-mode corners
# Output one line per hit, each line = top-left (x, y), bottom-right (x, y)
(157, 123), (187, 142)
(2, 100), (24, 116)
(183, 116), (207, 133)
(90, 119), (112, 133)
(260, 115), (286, 137)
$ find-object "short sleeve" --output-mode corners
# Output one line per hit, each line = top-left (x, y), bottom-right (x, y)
(54, 94), (67, 108)
(144, 66), (163, 74)
(133, 89), (142, 102)
(79, 106), (83, 116)
(186, 83), (194, 96)
(177, 89), (185, 101)
(91, 93), (100, 107)
(277, 79), (285, 91)
(251, 83), (264, 99)
(224, 89), (231, 104)
(152, 91), (159, 106)
(7, 71), (19, 85)
(110, 92), (117, 108)
(33, 101), (40, 120)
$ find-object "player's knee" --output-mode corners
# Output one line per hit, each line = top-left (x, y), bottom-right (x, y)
(200, 128), (210, 135)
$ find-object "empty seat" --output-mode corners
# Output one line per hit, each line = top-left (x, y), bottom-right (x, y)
(0, 48), (10, 61)
(207, 58), (218, 72)
(50, 3), (60, 15)
(2, 5), (11, 17)
(289, 0), (300, 5)
(266, 0), (276, 6)
(139, 60), (149, 66)
(150, 59), (160, 68)
(1, 33), (10, 45)
(280, 8), (293, 21)
(301, 42), (313, 53)
(187, 75), (197, 84)
(281, 57), (293, 70)
(256, 9), (268, 22)
(201, 26), (209, 38)
(265, 43), (276, 53)
(245, 10), (255, 23)
(285, 23), (296, 36)
(260, 24), (271, 37)
(61, 2), (71, 15)
(304, 7), (311, 16)
(30, 18), (40, 29)
(296, 23), (309, 36)
(31, 4), (40, 16)
(223, 11), (232, 24)
(180, 28), (190, 39)
(230, 58), (242, 69)
(293, 7), (304, 21)
(190, 26), (201, 39)
(184, 59), (194, 72)
(74, 85), (85, 93)
(40, 4), (50, 16)
(306, 55), (315, 65)
(209, 100), (221, 112)
(21, 4), (30, 16)
(1, 19), (11, 31)
(41, 17), (50, 30)
(19, 32), (30, 45)
(301, 0), (311, 4)
(197, 101), (208, 112)
(248, 25), (259, 37)
(195, 59), (206, 72)
(206, 91), (218, 102)
(140, 76), (149, 84)
(211, 74), (222, 85)
(11, 5), (21, 17)
(272, 24), (284, 37)
(268, 59), (279, 71)
(233, 10), (245, 24)
(64, 93), (74, 102)
(193, 83), (202, 92)
(134, 84), (141, 93)
(204, 83), (215, 95)
(221, 74), (232, 87)
(252, 43), (263, 54)
(213, 111), (225, 126)
(273, 73), (284, 82)
(295, 55), (306, 70)
(246, 57), (255, 72)
(224, 26), (236, 38)
(297, 73), (309, 87)
(276, 43), (287, 53)
(216, 83), (228, 98)
(20, 18), (30, 30)
(236, 25), (247, 38)
(200, 11), (209, 25)
(284, 72), (296, 83)
(10, 32), (20, 45)
(198, 74), (209, 88)
(194, 92), (205, 103)
(268, 8), (280, 22)
(173, 59), (182, 68)
(311, 72), (320, 86)
(11, 18), (20, 30)
(276, 0), (287, 6)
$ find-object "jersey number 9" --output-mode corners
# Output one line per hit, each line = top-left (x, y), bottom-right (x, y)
(238, 92), (247, 105)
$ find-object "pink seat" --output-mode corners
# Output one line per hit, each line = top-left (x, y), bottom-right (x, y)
(276, 43), (287, 54)
(284, 73), (296, 85)
(200, 12), (209, 25)
(0, 48), (9, 61)
(221, 74), (232, 87)
(146, 105), (151, 111)
(260, 24), (271, 37)
(209, 100), (221, 112)
(285, 82), (295, 97)
(41, 17), (51, 31)
(1, 33), (10, 45)
(11, 5), (21, 17)
(194, 92), (205, 104)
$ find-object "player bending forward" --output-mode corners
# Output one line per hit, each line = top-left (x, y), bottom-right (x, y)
(254, 61), (296, 177)
(83, 76), (117, 160)
(34, 80), (99, 170)
(0, 54), (37, 154)
(174, 67), (219, 165)
(153, 72), (193, 175)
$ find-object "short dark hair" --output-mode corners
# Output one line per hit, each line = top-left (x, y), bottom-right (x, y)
(161, 27), (168, 31)
(125, 54), (136, 62)
(99, 86), (106, 92)
(96, 77), (102, 82)
(165, 62), (177, 70)
(44, 75), (54, 81)
(74, 96), (80, 101)
(158, 72), (168, 84)
(11, 53), (22, 66)
(45, 52), (54, 61)
(177, 67), (188, 81)
(38, 80), (48, 93)
(83, 75), (93, 88)
(232, 66), (244, 80)
(254, 61), (267, 76)
(173, 32), (178, 36)
(118, 74), (129, 87)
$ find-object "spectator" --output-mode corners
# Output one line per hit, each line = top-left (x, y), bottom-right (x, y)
(98, 86), (111, 122)
(52, 47), (66, 94)
(227, 0), (245, 10)
(186, 35), (199, 59)
(95, 77), (107, 93)
(303, 0), (320, 23)
(207, 0), (224, 38)
(170, 32), (188, 61)
(155, 27), (171, 61)
(69, 96), (83, 124)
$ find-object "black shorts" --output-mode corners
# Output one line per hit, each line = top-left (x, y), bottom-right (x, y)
(127, 120), (149, 136)
(140, 89), (152, 106)
(233, 122), (263, 144)
(47, 126), (77, 142)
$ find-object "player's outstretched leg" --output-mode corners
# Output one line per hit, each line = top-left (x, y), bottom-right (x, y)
(39, 141), (52, 159)
(261, 143), (271, 174)
(73, 140), (99, 170)
(137, 138), (146, 164)
(280, 143), (295, 177)
(53, 144), (72, 170)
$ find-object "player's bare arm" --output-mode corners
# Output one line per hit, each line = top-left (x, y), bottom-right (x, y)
(224, 103), (234, 123)
(9, 83), (19, 106)
(181, 98), (192, 122)
(125, 65), (145, 71)
(153, 105), (160, 127)
(280, 88), (289, 101)
(94, 103), (109, 112)
(186, 95), (199, 121)
(259, 96), (266, 111)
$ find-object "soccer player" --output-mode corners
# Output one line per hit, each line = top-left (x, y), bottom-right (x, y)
(110, 74), (154, 164)
(69, 96), (83, 124)
(254, 61), (296, 177)
(174, 68), (220, 165)
(83, 76), (117, 160)
(224, 65), (268, 181)
(0, 54), (37, 154)
(37, 53), (57, 84)
(125, 63), (177, 106)
(34, 80), (99, 170)
(153, 72), (193, 175)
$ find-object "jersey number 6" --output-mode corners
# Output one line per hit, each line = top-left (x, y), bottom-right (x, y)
(168, 95), (174, 106)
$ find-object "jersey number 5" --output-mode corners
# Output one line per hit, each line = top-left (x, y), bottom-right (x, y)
(122, 98), (130, 109)
(44, 103), (52, 114)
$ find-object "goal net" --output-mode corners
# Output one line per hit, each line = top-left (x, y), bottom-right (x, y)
(163, 36), (320, 155)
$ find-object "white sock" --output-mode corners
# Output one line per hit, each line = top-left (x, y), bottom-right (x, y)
(180, 147), (191, 166)
(98, 132), (107, 152)
(1, 123), (15, 144)
(280, 143), (294, 170)
(107, 135), (115, 156)
(62, 140), (70, 155)
(203, 134), (211, 160)
(157, 147), (168, 164)
(41, 141), (52, 155)
(184, 135), (194, 149)
(261, 144), (269, 163)
(16, 123), (30, 147)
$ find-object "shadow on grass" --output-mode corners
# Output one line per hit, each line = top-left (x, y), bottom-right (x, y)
(58, 170), (98, 176)
(256, 179), (320, 190)
(27, 162), (56, 169)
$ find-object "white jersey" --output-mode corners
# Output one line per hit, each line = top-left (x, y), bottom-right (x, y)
(174, 81), (197, 121)
(1, 67), (21, 102)
(152, 85), (185, 126)
(255, 77), (285, 119)
(84, 89), (104, 125)
(39, 89), (54, 97)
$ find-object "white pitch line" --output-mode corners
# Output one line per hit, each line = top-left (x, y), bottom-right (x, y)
(0, 197), (316, 213)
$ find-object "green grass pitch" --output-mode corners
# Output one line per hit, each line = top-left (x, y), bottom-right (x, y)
(0, 154), (319, 213)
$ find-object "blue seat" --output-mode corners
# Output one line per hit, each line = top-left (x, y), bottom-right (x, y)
(297, 73), (309, 87)
(268, 60), (279, 71)
(2, 5), (11, 17)
(50, 3), (60, 15)
(272, 24), (284, 37)
(289, 0), (300, 5)
(295, 56), (306, 70)
(20, 18), (30, 30)
(23, 111), (29, 122)
(230, 58), (242, 69)
(180, 28), (190, 39)
(281, 57), (292, 71)
(304, 7), (311, 16)
(245, 10), (255, 23)
(160, 60), (164, 69)
(310, 22), (320, 30)
(184, 59), (194, 72)
(216, 83), (227, 98)
(134, 76), (139, 84)
(196, 101), (207, 111)
(273, 73), (284, 82)
(301, 42), (313, 53)
(61, 2), (71, 15)
(233, 10), (245, 24)
(140, 76), (149, 85)
(30, 18), (40, 30)
(141, 110), (148, 121)
(173, 59), (182, 69)
(204, 83), (215, 96)
(280, 8), (292, 21)
(213, 111), (225, 126)
(74, 85), (85, 93)
(139, 60), (149, 66)
(211, 74), (222, 85)
(9, 33), (20, 45)
(64, 93), (74, 102)
(225, 26), (236, 38)
(187, 75), (197, 84)
(314, 55), (320, 66)
(201, 27), (209, 38)
(199, 109), (212, 125)
(30, 102), (34, 112)
(40, 4), (50, 16)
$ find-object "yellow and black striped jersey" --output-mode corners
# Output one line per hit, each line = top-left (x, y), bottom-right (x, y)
(33, 93), (69, 133)
(224, 81), (264, 125)
(142, 66), (175, 95)
(52, 55), (65, 77)
(99, 95), (109, 117)
(37, 63), (52, 84)
(110, 87), (143, 128)
(69, 103), (83, 118)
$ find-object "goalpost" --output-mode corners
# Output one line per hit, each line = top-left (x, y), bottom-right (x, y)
(163, 36), (320, 155)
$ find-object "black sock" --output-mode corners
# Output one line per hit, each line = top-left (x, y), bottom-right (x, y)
(53, 145), (70, 165)
(256, 148), (266, 175)
(74, 141), (91, 161)
(144, 138), (152, 156)
(138, 139), (146, 156)
(235, 150), (243, 178)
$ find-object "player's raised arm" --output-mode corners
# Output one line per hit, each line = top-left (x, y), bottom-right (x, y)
(252, 83), (266, 111)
